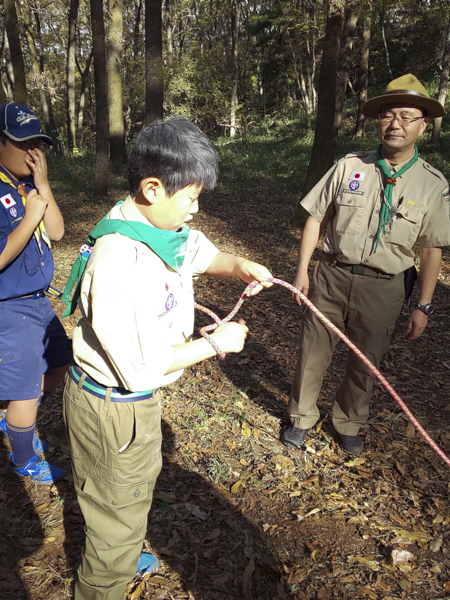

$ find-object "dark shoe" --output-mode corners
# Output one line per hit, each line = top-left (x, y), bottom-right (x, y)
(331, 425), (364, 455)
(281, 425), (309, 448)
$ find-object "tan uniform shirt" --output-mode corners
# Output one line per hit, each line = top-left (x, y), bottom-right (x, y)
(301, 150), (450, 275)
(72, 196), (219, 391)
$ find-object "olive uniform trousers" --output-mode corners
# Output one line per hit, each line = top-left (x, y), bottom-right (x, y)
(63, 373), (162, 600)
(287, 255), (405, 436)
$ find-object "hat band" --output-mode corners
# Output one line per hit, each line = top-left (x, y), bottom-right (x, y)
(383, 89), (427, 98)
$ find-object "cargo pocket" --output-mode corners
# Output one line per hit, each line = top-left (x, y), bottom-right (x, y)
(81, 473), (151, 543)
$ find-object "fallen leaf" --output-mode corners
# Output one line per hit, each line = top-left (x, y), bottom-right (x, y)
(405, 422), (415, 438)
(242, 422), (252, 437)
(391, 549), (415, 565)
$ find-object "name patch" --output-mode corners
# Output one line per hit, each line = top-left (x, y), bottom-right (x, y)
(342, 189), (364, 195)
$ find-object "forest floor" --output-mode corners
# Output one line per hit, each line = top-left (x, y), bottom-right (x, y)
(1, 124), (450, 600)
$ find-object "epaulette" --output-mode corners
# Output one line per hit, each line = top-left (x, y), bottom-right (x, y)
(421, 159), (448, 184)
(343, 150), (371, 159)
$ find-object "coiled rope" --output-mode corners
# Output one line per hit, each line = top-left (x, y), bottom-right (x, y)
(195, 277), (450, 467)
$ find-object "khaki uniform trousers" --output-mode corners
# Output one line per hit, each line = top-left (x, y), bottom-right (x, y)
(288, 255), (405, 436)
(63, 373), (162, 600)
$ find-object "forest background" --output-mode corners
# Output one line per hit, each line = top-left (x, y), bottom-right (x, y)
(3, 0), (450, 203)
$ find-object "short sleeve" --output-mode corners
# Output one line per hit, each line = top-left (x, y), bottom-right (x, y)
(418, 181), (450, 248)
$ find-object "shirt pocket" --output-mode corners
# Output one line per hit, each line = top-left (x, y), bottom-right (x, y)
(386, 206), (424, 250)
(335, 191), (368, 235)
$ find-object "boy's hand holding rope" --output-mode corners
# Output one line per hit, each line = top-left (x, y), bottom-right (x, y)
(195, 277), (450, 468)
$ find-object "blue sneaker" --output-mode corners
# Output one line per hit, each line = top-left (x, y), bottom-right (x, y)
(10, 453), (67, 484)
(136, 552), (159, 577)
(0, 412), (50, 454)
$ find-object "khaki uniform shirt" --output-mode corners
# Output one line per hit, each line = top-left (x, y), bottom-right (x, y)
(73, 196), (219, 391)
(301, 150), (450, 275)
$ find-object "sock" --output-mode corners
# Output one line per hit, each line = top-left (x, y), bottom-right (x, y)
(6, 421), (36, 467)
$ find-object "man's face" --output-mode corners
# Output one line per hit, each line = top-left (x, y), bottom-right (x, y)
(378, 104), (429, 157)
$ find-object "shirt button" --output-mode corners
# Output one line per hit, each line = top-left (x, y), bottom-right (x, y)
(363, 259), (368, 264)
(405, 212), (408, 217)
(111, 500), (118, 506)
(375, 209), (380, 214)
(0, 359), (2, 363)
(347, 200), (352, 204)
(369, 235), (373, 239)
(41, 262), (45, 266)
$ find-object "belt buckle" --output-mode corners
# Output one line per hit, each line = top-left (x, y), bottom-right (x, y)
(351, 265), (366, 275)
(32, 291), (44, 299)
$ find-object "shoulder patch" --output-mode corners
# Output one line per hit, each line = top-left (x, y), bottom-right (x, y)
(442, 185), (450, 201)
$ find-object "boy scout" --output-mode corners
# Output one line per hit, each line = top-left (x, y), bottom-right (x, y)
(63, 117), (272, 599)
(282, 74), (450, 455)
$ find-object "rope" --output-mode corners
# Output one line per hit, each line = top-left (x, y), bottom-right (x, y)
(195, 277), (450, 468)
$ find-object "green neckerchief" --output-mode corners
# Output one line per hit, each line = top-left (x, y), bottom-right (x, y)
(62, 200), (189, 317)
(373, 145), (419, 253)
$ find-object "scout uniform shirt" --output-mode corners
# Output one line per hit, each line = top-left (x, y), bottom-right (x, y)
(0, 167), (54, 298)
(72, 196), (219, 392)
(301, 150), (450, 275)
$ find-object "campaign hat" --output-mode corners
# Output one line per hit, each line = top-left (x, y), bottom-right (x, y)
(363, 74), (445, 119)
(0, 103), (53, 145)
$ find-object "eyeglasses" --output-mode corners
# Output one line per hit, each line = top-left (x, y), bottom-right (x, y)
(378, 112), (424, 127)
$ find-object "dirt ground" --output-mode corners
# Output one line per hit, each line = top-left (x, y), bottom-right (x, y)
(0, 185), (449, 600)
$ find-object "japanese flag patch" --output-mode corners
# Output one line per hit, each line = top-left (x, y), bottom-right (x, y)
(349, 171), (365, 182)
(0, 194), (16, 209)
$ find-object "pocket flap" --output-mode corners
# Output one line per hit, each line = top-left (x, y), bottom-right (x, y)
(83, 473), (149, 507)
(0, 350), (21, 365)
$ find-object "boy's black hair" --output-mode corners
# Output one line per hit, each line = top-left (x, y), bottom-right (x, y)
(128, 117), (219, 197)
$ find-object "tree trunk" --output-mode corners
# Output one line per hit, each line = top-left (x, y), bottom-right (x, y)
(145, 0), (163, 124)
(2, 31), (15, 102)
(22, 0), (59, 148)
(90, 0), (109, 197)
(108, 0), (127, 163)
(353, 12), (371, 141)
(431, 9), (450, 145)
(67, 0), (79, 152)
(230, 0), (240, 138)
(380, 6), (393, 80)
(334, 4), (358, 136)
(291, 3), (344, 227)
(4, 0), (27, 103)
(76, 50), (93, 146)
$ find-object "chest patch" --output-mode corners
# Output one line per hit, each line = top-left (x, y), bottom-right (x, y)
(349, 171), (365, 182)
(349, 180), (360, 191)
(0, 194), (17, 209)
(9, 206), (18, 218)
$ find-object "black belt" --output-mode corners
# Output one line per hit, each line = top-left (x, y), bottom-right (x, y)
(1, 290), (45, 301)
(335, 261), (394, 280)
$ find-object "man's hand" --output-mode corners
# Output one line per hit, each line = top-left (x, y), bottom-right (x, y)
(237, 259), (273, 296)
(25, 148), (50, 191)
(292, 270), (310, 306)
(212, 319), (249, 353)
(24, 189), (48, 226)
(407, 309), (428, 340)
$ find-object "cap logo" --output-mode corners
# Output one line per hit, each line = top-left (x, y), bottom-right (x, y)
(16, 110), (38, 126)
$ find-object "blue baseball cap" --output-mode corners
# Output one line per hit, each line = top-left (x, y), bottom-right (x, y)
(0, 103), (53, 145)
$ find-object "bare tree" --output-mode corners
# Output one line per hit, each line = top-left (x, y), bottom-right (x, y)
(353, 9), (371, 141)
(292, 1), (345, 227)
(230, 0), (241, 138)
(67, 0), (79, 152)
(108, 0), (127, 163)
(90, 0), (109, 197)
(145, 0), (163, 124)
(4, 0), (27, 103)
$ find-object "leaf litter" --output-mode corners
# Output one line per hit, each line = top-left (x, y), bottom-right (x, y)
(0, 183), (449, 599)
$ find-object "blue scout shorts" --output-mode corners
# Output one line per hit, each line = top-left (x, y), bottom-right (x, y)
(0, 295), (72, 401)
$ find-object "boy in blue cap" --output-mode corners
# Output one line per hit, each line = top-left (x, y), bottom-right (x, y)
(0, 103), (71, 483)
(62, 117), (272, 599)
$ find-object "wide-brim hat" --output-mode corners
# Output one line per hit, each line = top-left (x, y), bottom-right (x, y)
(363, 74), (445, 119)
(0, 103), (53, 145)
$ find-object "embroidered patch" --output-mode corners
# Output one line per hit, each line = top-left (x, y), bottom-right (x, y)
(349, 171), (365, 181)
(349, 180), (360, 191)
(0, 194), (16, 209)
(165, 294), (175, 311)
(165, 282), (169, 292)
(9, 206), (18, 218)
(17, 110), (39, 126)
(342, 189), (364, 196)
(442, 186), (450, 201)
(406, 200), (418, 207)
